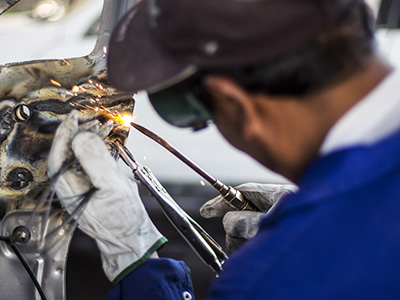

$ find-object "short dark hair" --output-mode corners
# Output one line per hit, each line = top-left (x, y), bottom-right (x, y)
(208, 0), (376, 97)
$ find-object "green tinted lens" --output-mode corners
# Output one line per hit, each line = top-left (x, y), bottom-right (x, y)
(148, 74), (213, 130)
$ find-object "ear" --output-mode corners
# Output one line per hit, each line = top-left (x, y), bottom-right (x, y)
(204, 75), (260, 140)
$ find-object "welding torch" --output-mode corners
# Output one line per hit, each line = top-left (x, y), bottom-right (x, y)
(129, 122), (259, 212)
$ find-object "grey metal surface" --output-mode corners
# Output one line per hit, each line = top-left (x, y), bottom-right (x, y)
(0, 209), (75, 299)
(0, 0), (20, 15)
(0, 0), (136, 299)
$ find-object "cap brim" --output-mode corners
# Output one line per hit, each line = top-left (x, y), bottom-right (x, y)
(107, 0), (195, 93)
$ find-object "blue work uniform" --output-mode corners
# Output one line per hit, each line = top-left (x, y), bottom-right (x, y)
(108, 70), (400, 299)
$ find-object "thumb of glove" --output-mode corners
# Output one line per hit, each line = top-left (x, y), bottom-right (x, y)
(238, 183), (297, 211)
(200, 183), (297, 218)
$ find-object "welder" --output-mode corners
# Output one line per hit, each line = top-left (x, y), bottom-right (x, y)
(48, 0), (400, 299)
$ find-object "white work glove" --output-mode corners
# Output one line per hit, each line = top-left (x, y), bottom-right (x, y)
(200, 183), (297, 254)
(47, 111), (167, 283)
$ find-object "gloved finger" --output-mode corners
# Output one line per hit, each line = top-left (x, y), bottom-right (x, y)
(200, 183), (297, 219)
(79, 119), (100, 132)
(222, 211), (264, 239)
(97, 121), (113, 140)
(72, 131), (131, 193)
(48, 110), (79, 177)
(47, 111), (92, 209)
(225, 235), (247, 255)
(235, 183), (297, 211)
(200, 194), (237, 218)
(79, 119), (112, 140)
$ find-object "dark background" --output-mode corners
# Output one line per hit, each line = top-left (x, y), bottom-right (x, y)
(67, 183), (226, 300)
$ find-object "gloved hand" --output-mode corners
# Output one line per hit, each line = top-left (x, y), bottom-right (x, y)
(47, 111), (167, 283)
(200, 183), (297, 254)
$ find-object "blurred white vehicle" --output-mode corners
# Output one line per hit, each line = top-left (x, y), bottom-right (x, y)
(0, 0), (101, 65)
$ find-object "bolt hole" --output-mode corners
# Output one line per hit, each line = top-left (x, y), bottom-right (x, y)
(12, 226), (31, 244)
(12, 104), (31, 122)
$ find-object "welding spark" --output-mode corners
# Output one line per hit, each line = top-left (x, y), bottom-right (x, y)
(62, 59), (71, 66)
(50, 79), (62, 87)
(200, 180), (206, 186)
(100, 105), (113, 114)
(51, 78), (133, 129)
(103, 46), (108, 54)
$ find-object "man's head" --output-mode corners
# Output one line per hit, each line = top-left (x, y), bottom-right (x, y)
(108, 0), (375, 127)
(108, 0), (386, 180)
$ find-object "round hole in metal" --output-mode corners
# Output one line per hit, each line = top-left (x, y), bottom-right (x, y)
(12, 104), (31, 122)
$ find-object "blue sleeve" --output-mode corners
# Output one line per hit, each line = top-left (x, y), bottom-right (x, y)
(107, 258), (194, 300)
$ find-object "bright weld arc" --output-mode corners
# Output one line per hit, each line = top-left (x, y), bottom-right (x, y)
(112, 114), (135, 127)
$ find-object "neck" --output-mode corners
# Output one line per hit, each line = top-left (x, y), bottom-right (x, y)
(255, 54), (393, 182)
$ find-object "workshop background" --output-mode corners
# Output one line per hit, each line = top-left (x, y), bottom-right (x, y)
(1, 0), (399, 299)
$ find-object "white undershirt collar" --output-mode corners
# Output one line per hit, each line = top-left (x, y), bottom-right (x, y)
(320, 69), (400, 155)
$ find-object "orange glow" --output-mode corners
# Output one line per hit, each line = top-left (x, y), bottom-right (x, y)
(52, 77), (133, 128)
(50, 79), (62, 87)
(62, 59), (70, 66)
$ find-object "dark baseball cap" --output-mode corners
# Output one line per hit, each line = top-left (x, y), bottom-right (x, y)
(107, 0), (356, 128)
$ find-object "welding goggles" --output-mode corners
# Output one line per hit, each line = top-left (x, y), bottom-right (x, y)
(148, 72), (214, 131)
